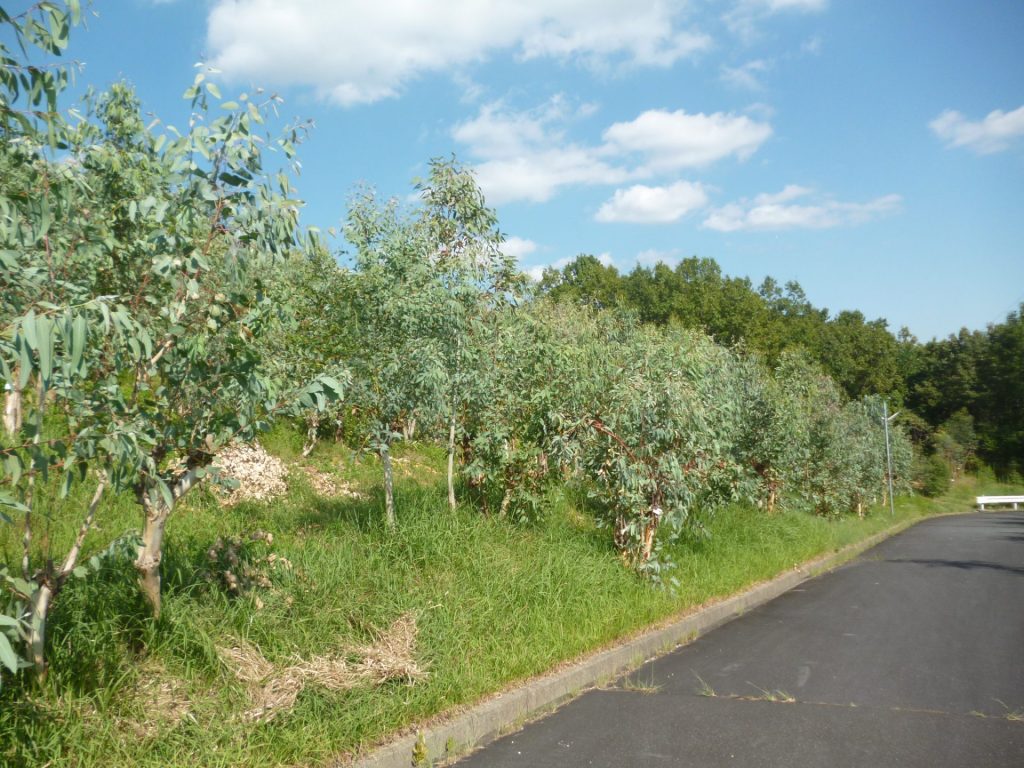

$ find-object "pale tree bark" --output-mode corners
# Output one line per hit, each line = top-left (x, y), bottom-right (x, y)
(641, 517), (659, 563)
(135, 465), (202, 618)
(402, 417), (417, 441)
(380, 444), (396, 530)
(136, 493), (170, 619)
(3, 379), (21, 437)
(447, 411), (457, 510)
(28, 474), (106, 683)
(301, 412), (320, 458)
(446, 338), (462, 511)
(499, 483), (512, 518)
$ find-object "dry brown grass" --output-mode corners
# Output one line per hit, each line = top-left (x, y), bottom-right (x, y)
(219, 613), (424, 722)
(300, 465), (363, 499)
(116, 660), (194, 739)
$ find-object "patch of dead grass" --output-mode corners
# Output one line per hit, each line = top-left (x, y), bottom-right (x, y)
(219, 613), (424, 722)
(300, 465), (363, 499)
(116, 660), (194, 739)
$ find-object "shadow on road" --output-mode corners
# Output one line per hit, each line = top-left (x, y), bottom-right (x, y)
(886, 558), (1024, 576)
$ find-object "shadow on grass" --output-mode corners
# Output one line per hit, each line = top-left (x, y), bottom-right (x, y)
(43, 558), (152, 695)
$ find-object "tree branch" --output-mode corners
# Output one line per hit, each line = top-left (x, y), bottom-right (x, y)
(57, 471), (107, 582)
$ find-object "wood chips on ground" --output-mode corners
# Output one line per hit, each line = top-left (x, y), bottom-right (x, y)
(213, 442), (289, 506)
(301, 465), (363, 499)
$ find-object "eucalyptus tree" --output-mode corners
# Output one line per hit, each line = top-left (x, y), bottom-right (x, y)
(462, 300), (596, 519)
(732, 357), (795, 512)
(260, 234), (353, 455)
(772, 351), (842, 514)
(1, 0), (108, 683)
(575, 323), (745, 576)
(344, 191), (447, 528)
(414, 157), (520, 509)
(465, 304), (747, 576)
(1, 3), (339, 684)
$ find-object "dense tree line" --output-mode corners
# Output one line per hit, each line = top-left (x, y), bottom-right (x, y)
(539, 255), (1023, 480)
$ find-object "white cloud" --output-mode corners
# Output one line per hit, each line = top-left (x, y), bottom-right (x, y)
(207, 1), (710, 106)
(452, 71), (486, 104)
(501, 236), (538, 259)
(758, 0), (827, 10)
(602, 109), (772, 172)
(720, 59), (772, 90)
(754, 184), (812, 204)
(800, 35), (823, 55)
(703, 187), (901, 231)
(473, 147), (632, 205)
(725, 0), (827, 39)
(929, 106), (1024, 154)
(453, 97), (629, 204)
(596, 181), (708, 223)
(454, 100), (770, 205)
(454, 99), (771, 205)
(636, 248), (682, 267)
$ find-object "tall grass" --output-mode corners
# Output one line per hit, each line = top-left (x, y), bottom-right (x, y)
(0, 437), (1016, 768)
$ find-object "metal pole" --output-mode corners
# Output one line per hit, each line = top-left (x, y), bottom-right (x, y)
(883, 400), (895, 517)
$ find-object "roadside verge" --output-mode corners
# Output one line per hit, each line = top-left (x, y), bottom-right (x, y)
(342, 513), (932, 768)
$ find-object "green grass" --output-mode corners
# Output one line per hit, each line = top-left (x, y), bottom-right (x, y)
(0, 436), (1018, 768)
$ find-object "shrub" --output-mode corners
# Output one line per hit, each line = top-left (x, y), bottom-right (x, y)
(914, 454), (950, 497)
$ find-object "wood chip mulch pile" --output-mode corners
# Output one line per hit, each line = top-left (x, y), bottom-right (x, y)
(213, 442), (289, 506)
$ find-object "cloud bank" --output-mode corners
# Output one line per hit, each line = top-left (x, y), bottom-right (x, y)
(703, 185), (901, 231)
(596, 181), (709, 223)
(930, 105), (1024, 154)
(207, 0), (710, 106)
(453, 98), (771, 204)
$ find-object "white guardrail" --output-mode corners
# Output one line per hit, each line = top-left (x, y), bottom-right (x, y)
(975, 495), (1024, 511)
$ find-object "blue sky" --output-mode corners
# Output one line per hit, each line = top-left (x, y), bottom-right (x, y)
(48, 0), (1024, 340)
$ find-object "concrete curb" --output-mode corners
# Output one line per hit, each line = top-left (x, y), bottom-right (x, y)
(342, 516), (923, 768)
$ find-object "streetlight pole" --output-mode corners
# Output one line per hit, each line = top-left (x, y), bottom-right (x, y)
(882, 401), (898, 518)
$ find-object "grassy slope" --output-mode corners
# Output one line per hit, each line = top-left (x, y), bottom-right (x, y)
(1, 432), (1018, 768)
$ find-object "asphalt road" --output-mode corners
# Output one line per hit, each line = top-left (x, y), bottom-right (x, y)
(455, 512), (1024, 767)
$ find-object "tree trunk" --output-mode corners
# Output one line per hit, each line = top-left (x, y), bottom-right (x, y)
(614, 514), (629, 556)
(381, 445), (396, 530)
(447, 410), (457, 511)
(447, 337), (462, 510)
(28, 584), (53, 683)
(28, 475), (105, 683)
(402, 417), (417, 441)
(134, 467), (201, 618)
(136, 493), (171, 619)
(301, 412), (320, 457)
(642, 517), (659, 562)
(3, 380), (21, 436)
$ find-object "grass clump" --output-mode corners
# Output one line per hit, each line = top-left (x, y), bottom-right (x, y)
(0, 436), (1017, 768)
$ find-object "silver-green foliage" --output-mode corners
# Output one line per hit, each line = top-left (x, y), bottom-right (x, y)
(344, 190), (449, 526)
(462, 305), (913, 579)
(0, 2), (339, 683)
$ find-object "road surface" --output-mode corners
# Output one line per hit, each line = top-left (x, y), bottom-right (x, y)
(455, 512), (1024, 767)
